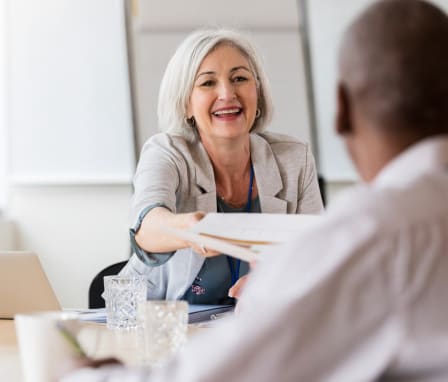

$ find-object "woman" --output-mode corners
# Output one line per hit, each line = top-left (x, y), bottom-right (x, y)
(120, 28), (323, 304)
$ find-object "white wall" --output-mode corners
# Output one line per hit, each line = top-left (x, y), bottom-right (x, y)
(8, 185), (132, 308)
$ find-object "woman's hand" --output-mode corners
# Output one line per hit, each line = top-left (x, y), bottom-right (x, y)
(228, 274), (249, 299)
(228, 260), (257, 301)
(182, 211), (220, 257)
(136, 208), (209, 253)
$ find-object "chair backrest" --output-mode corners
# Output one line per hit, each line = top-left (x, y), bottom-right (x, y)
(88, 260), (128, 309)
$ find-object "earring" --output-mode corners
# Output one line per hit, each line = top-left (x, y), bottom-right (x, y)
(184, 116), (196, 127)
(255, 108), (261, 119)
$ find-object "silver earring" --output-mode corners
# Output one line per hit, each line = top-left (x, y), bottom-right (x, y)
(184, 116), (196, 127)
(255, 108), (261, 118)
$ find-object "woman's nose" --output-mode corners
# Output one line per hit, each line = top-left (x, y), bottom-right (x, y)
(217, 81), (236, 100)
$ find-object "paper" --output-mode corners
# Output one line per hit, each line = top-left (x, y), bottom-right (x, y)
(162, 226), (258, 262)
(192, 213), (321, 244)
(163, 213), (321, 262)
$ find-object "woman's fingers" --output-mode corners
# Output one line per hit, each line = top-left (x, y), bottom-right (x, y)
(228, 274), (249, 299)
(189, 242), (220, 257)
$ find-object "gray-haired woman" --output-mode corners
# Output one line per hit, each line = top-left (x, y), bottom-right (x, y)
(120, 28), (323, 305)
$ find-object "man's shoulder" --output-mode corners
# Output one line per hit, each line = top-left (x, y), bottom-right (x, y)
(327, 175), (448, 234)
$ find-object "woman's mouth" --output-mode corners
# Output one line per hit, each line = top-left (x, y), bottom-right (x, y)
(212, 107), (242, 117)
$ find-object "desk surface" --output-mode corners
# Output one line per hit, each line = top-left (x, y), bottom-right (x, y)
(1, 318), (207, 382)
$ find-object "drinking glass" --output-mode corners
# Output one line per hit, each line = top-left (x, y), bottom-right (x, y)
(140, 300), (188, 365)
(103, 275), (147, 330)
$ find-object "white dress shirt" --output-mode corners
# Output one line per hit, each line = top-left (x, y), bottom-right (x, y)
(63, 136), (448, 382)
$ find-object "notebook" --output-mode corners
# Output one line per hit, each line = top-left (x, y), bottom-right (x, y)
(0, 251), (61, 318)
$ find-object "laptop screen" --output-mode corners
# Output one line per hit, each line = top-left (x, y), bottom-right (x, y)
(0, 251), (61, 318)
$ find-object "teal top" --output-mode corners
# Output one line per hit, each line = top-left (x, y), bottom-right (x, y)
(182, 196), (261, 305)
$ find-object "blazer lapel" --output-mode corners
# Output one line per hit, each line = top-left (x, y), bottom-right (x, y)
(191, 135), (288, 214)
(193, 141), (217, 213)
(250, 134), (288, 214)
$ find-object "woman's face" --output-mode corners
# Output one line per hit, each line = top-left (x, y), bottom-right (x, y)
(187, 44), (258, 142)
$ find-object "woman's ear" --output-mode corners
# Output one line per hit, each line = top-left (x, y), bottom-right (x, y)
(335, 83), (352, 136)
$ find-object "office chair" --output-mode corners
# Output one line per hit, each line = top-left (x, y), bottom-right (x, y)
(88, 260), (128, 308)
(318, 174), (327, 207)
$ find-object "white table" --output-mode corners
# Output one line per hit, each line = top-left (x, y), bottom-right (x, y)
(0, 319), (206, 382)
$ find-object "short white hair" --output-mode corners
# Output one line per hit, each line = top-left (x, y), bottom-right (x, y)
(157, 28), (274, 142)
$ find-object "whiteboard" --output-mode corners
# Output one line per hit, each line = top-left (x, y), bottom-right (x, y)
(9, 0), (135, 184)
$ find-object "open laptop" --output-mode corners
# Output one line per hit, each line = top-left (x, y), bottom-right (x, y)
(0, 251), (61, 318)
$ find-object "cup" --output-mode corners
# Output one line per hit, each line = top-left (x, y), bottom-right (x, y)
(103, 275), (147, 330)
(140, 300), (188, 366)
(14, 311), (85, 382)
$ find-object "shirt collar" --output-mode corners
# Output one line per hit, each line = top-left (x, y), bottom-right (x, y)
(374, 134), (448, 188)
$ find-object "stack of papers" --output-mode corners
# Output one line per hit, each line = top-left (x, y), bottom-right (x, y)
(163, 213), (321, 261)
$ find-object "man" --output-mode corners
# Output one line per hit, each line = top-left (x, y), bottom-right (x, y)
(62, 0), (448, 380)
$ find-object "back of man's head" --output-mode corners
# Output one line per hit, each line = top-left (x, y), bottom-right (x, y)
(339, 0), (448, 139)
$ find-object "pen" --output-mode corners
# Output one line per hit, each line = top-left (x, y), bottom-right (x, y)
(56, 322), (86, 357)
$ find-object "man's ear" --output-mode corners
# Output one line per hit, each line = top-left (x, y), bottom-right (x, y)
(335, 83), (352, 136)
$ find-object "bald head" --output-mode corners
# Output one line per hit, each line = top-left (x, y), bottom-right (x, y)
(339, 0), (448, 138)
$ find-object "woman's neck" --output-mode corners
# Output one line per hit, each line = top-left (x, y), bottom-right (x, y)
(200, 135), (256, 207)
(201, 134), (250, 175)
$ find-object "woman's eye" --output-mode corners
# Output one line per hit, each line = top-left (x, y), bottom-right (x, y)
(232, 76), (248, 83)
(200, 80), (215, 87)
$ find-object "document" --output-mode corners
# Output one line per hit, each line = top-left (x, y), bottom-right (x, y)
(163, 213), (321, 262)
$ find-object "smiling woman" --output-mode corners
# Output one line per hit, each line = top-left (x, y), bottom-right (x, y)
(119, 28), (324, 305)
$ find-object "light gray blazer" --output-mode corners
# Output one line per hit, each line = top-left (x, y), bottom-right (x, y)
(120, 131), (323, 299)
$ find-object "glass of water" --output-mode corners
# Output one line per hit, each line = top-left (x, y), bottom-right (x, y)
(140, 300), (188, 365)
(103, 275), (147, 330)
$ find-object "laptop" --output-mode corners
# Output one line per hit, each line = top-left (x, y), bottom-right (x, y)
(0, 251), (61, 318)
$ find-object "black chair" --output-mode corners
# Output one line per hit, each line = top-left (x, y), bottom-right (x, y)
(88, 260), (128, 308)
(318, 174), (327, 207)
